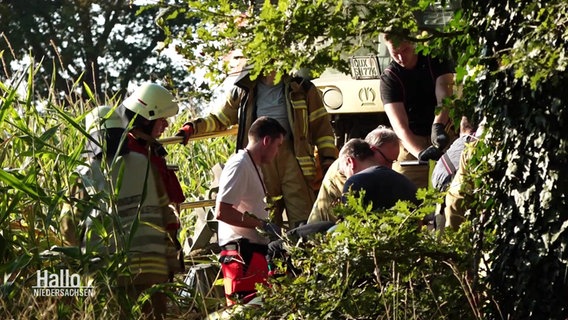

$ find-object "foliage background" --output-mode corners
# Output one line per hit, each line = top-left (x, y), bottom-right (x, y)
(1, 0), (567, 318)
(458, 0), (568, 318)
(0, 0), (211, 107)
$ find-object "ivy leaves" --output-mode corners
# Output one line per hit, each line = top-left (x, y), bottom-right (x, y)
(159, 0), (463, 81)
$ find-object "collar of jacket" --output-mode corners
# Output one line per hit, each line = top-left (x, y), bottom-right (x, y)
(234, 71), (292, 91)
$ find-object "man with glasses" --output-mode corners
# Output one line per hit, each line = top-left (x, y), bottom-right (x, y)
(308, 126), (407, 223)
(341, 136), (418, 211)
(364, 125), (400, 169)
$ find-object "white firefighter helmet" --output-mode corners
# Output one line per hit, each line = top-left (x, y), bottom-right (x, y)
(85, 105), (127, 134)
(121, 83), (179, 121)
(84, 105), (128, 158)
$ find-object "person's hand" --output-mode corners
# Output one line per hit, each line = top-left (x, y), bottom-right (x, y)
(176, 123), (194, 145)
(431, 123), (449, 150)
(259, 221), (282, 240)
(418, 145), (444, 162)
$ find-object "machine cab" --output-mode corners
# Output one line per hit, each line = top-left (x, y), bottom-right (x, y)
(313, 0), (459, 147)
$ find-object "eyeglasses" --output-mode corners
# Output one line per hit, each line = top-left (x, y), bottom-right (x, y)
(370, 146), (396, 165)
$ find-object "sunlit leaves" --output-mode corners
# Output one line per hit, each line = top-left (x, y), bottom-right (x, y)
(160, 0), (465, 81)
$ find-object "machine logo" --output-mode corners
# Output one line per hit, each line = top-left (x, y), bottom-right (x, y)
(358, 87), (376, 107)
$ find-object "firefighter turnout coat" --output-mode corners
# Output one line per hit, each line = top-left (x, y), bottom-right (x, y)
(189, 74), (337, 186)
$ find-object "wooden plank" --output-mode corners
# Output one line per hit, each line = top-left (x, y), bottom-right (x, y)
(180, 199), (216, 210)
(158, 126), (239, 145)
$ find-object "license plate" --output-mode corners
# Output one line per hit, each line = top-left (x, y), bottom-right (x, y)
(350, 56), (380, 80)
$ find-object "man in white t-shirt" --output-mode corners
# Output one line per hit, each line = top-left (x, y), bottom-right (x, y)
(178, 69), (338, 229)
(215, 116), (286, 306)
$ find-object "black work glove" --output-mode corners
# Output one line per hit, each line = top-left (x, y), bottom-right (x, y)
(258, 221), (282, 241)
(431, 123), (449, 150)
(418, 145), (444, 162)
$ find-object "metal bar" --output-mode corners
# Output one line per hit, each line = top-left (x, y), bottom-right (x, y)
(158, 126), (239, 145)
(180, 199), (216, 210)
(399, 160), (429, 166)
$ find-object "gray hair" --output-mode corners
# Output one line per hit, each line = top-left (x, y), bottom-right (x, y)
(365, 125), (399, 148)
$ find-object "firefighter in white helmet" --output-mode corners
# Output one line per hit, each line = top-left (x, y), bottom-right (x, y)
(121, 82), (179, 122)
(120, 82), (186, 281)
(63, 102), (176, 318)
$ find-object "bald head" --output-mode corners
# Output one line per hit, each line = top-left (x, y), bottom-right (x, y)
(365, 126), (400, 168)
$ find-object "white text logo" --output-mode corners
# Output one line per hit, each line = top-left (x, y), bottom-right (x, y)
(32, 269), (94, 297)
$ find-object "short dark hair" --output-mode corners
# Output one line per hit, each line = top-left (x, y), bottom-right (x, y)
(339, 138), (374, 162)
(248, 116), (287, 141)
(383, 29), (413, 46)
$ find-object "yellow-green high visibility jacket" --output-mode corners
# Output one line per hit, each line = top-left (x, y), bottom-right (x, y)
(189, 74), (338, 182)
(307, 159), (346, 223)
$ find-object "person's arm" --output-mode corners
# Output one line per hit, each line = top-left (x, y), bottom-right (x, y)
(308, 184), (333, 223)
(383, 101), (425, 158)
(303, 81), (338, 170)
(433, 73), (455, 126)
(308, 179), (340, 223)
(215, 202), (264, 229)
(177, 86), (243, 143)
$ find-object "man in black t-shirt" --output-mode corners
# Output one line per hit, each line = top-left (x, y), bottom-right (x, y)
(379, 32), (455, 188)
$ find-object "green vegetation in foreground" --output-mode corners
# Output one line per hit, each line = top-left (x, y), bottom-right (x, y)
(0, 66), (234, 318)
(242, 190), (480, 319)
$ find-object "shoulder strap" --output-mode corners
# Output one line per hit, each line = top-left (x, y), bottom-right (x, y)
(440, 152), (457, 176)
